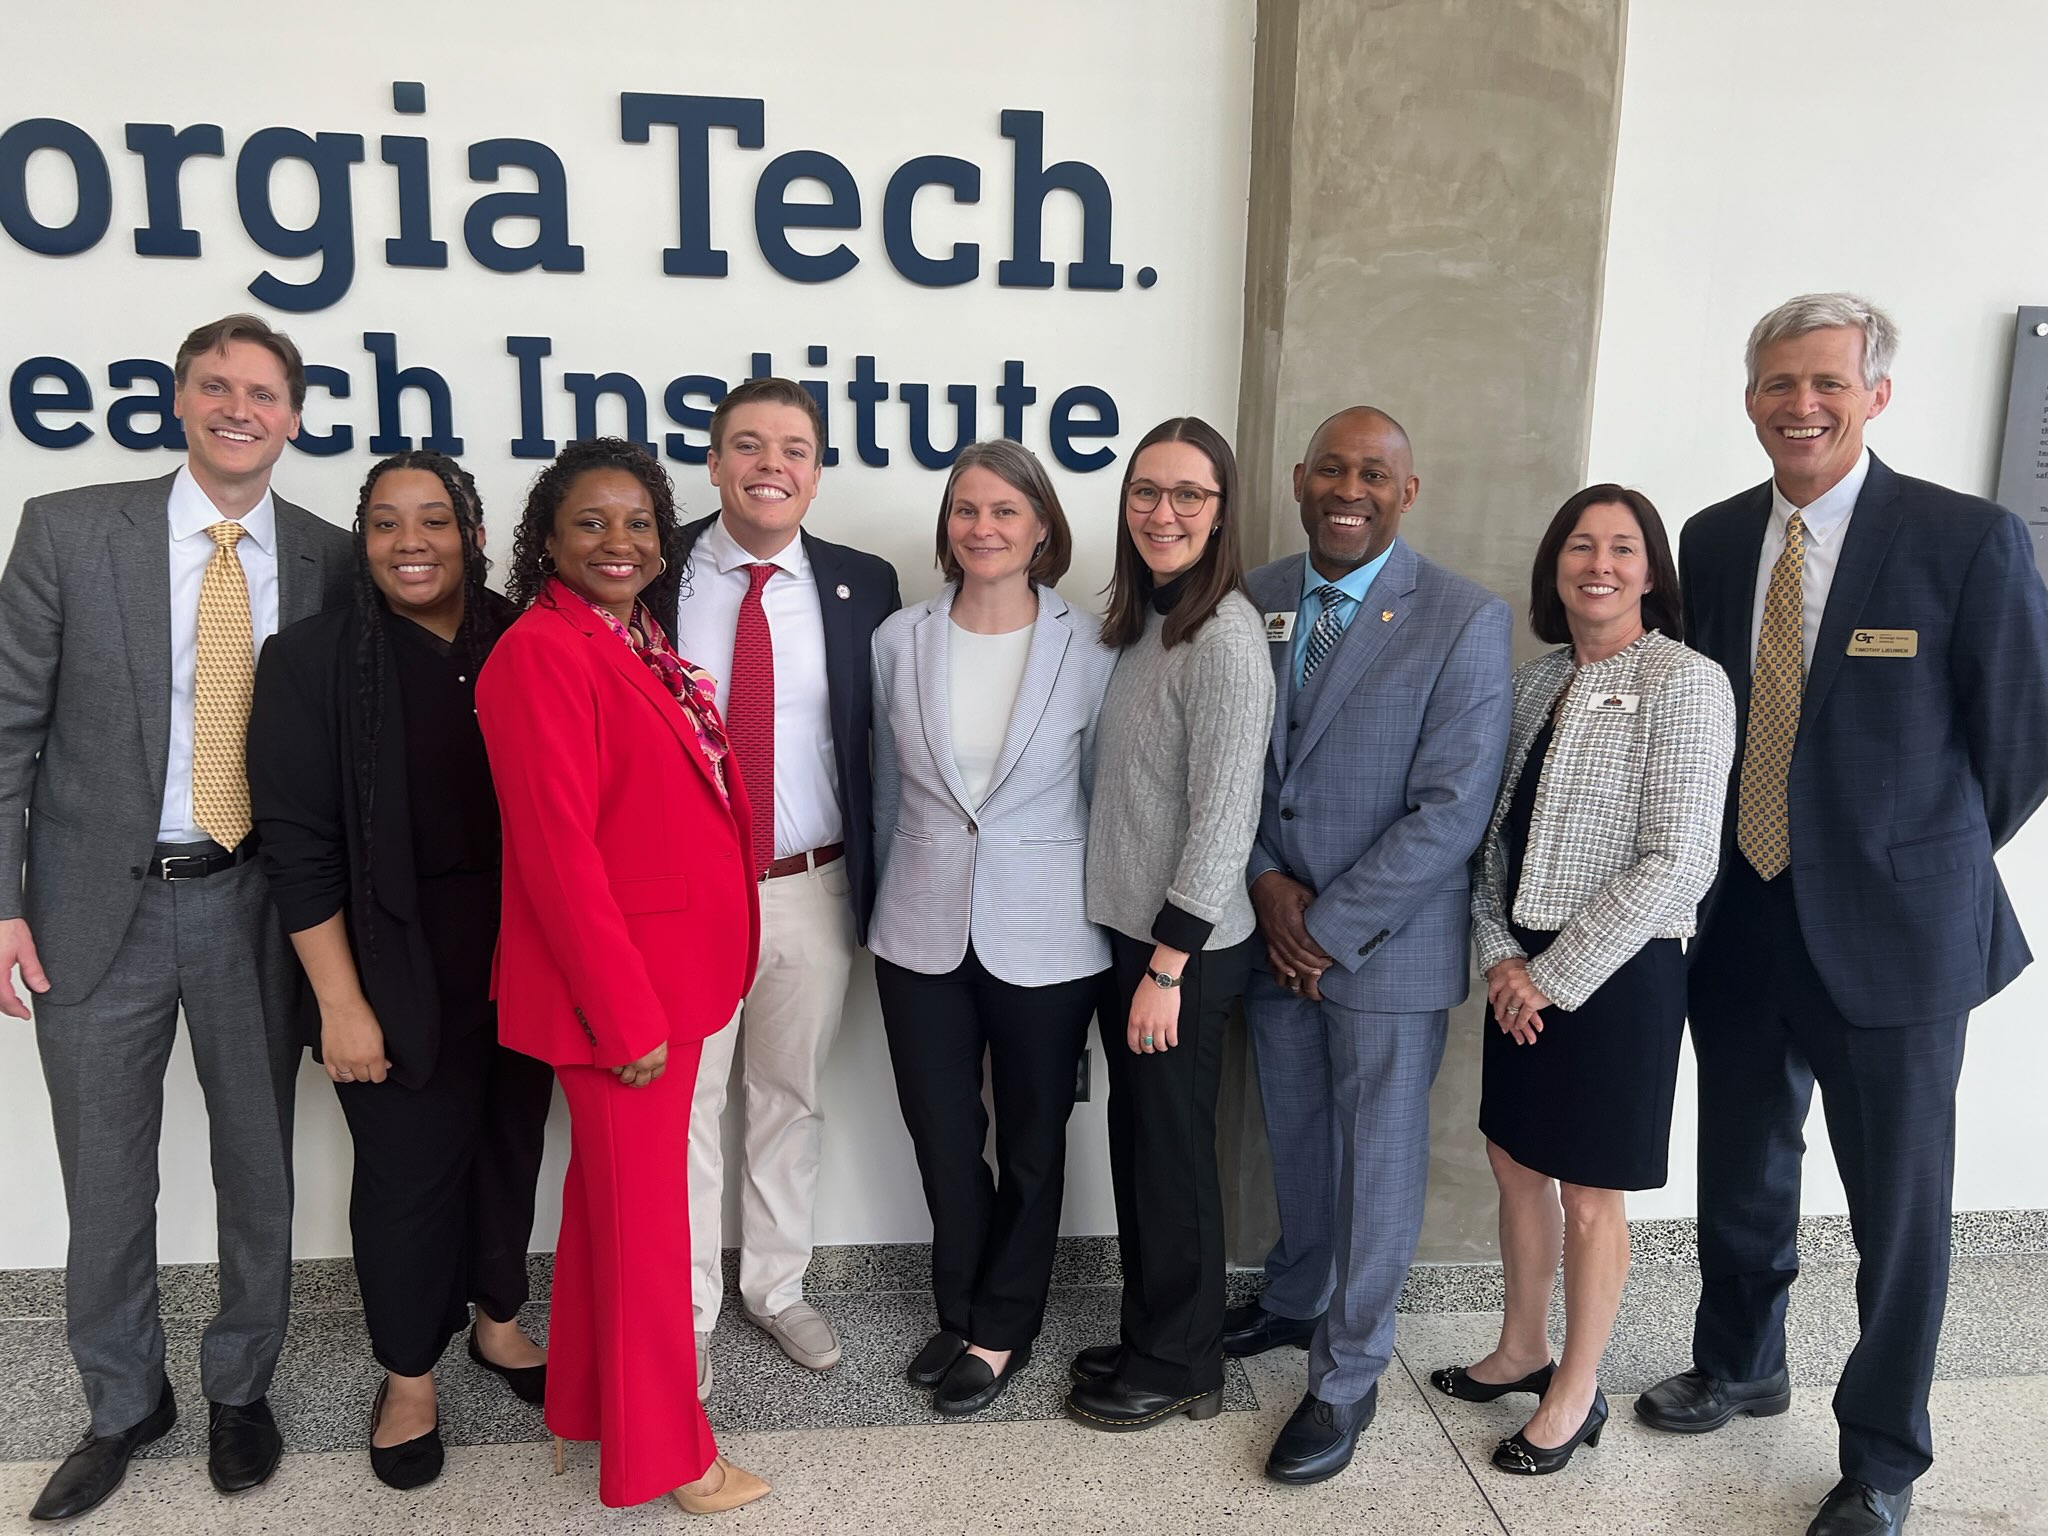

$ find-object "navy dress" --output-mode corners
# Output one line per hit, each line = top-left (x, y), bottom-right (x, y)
(1478, 715), (1687, 1191)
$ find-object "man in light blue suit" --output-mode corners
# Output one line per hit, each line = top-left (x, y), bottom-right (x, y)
(1232, 407), (1513, 1484)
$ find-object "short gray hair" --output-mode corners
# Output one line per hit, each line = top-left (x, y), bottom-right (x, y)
(1744, 292), (1899, 390)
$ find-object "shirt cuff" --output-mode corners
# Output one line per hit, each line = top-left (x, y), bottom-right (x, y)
(1150, 901), (1214, 954)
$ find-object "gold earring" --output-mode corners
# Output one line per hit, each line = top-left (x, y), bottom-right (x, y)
(657, 556), (669, 576)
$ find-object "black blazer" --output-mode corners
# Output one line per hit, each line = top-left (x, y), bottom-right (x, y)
(1680, 454), (2048, 1026)
(247, 591), (517, 1086)
(675, 513), (902, 943)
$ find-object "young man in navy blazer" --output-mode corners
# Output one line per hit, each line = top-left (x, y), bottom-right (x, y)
(673, 378), (900, 1393)
(1641, 294), (2048, 1536)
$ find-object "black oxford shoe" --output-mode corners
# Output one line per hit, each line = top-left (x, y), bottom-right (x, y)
(30, 1375), (176, 1521)
(1220, 1301), (1322, 1359)
(1066, 1375), (1224, 1432)
(207, 1396), (282, 1494)
(1069, 1342), (1120, 1384)
(1265, 1384), (1376, 1485)
(1806, 1478), (1912, 1536)
(1634, 1366), (1791, 1433)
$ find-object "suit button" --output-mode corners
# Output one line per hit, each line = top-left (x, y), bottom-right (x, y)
(1289, 719), (1299, 731)
(1280, 808), (1295, 821)
(967, 824), (977, 836)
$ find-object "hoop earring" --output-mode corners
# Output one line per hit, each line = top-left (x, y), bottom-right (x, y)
(539, 553), (557, 574)
(658, 556), (669, 576)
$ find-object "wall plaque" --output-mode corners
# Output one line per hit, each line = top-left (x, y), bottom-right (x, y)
(1995, 306), (2048, 580)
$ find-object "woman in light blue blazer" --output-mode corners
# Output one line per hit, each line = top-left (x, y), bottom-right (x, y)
(870, 439), (1117, 1417)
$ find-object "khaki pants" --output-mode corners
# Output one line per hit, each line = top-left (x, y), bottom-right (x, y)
(687, 857), (857, 1330)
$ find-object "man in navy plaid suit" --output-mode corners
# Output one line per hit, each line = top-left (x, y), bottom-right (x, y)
(1231, 407), (1512, 1484)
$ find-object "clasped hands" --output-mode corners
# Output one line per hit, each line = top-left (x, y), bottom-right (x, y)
(1484, 957), (1552, 1045)
(1252, 872), (1332, 1001)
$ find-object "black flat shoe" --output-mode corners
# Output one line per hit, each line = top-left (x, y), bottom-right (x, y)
(1429, 1360), (1556, 1402)
(1266, 1385), (1376, 1484)
(30, 1374), (176, 1521)
(907, 1330), (968, 1388)
(1065, 1374), (1223, 1432)
(207, 1396), (282, 1493)
(1491, 1390), (1608, 1475)
(934, 1344), (1032, 1416)
(468, 1325), (547, 1406)
(1806, 1478), (1912, 1536)
(1069, 1342), (1121, 1384)
(1220, 1301), (1322, 1358)
(368, 1380), (445, 1491)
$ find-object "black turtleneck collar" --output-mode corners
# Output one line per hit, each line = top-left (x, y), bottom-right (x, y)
(1148, 571), (1192, 616)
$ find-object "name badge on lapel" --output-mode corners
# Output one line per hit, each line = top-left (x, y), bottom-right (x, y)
(1585, 692), (1641, 714)
(1263, 611), (1297, 644)
(1847, 628), (1918, 657)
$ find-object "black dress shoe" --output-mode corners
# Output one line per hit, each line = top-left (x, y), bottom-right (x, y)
(468, 1325), (547, 1406)
(207, 1396), (282, 1493)
(1069, 1342), (1120, 1384)
(368, 1379), (445, 1491)
(934, 1344), (1032, 1416)
(1635, 1365), (1792, 1433)
(1221, 1301), (1322, 1358)
(1430, 1360), (1556, 1403)
(1807, 1478), (1912, 1536)
(29, 1375), (176, 1521)
(1491, 1390), (1608, 1475)
(1265, 1385), (1376, 1484)
(1066, 1374), (1224, 1432)
(907, 1330), (969, 1388)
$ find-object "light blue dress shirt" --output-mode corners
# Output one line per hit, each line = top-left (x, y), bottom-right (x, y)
(1292, 542), (1396, 683)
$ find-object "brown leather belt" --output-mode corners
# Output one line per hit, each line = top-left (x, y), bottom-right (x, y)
(762, 842), (844, 881)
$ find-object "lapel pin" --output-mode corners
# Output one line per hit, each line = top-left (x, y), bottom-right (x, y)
(836, 583), (851, 600)
(1381, 610), (1394, 622)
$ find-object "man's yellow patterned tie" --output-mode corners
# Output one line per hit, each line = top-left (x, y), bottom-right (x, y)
(1736, 510), (1805, 880)
(192, 521), (255, 849)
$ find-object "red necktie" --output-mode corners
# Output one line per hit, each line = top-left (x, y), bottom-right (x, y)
(727, 563), (777, 878)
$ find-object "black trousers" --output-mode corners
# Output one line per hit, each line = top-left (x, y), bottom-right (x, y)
(875, 947), (1100, 1351)
(1688, 860), (1967, 1493)
(335, 1016), (555, 1377)
(1098, 931), (1252, 1396)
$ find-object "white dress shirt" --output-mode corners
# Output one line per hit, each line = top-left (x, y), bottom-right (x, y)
(673, 515), (842, 857)
(1749, 448), (1871, 673)
(159, 466), (281, 842)
(948, 620), (1034, 807)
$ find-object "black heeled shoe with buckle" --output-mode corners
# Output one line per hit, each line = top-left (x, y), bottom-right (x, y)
(468, 1324), (547, 1405)
(1491, 1389), (1608, 1475)
(1429, 1360), (1556, 1403)
(368, 1379), (444, 1491)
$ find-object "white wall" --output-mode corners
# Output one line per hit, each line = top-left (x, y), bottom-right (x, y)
(1587, 0), (2048, 1217)
(0, 0), (1256, 1266)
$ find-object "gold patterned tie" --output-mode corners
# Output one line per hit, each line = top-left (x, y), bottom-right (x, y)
(192, 521), (255, 849)
(1736, 509), (1805, 879)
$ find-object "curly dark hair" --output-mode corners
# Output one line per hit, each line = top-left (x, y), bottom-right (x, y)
(506, 437), (686, 623)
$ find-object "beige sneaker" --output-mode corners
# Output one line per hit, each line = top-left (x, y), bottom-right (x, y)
(746, 1301), (842, 1370)
(695, 1332), (713, 1401)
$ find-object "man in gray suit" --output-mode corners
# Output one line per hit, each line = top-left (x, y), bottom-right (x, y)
(0, 315), (352, 1521)
(1230, 407), (1512, 1483)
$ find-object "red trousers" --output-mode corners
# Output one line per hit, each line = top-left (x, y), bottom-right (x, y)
(550, 1045), (716, 1507)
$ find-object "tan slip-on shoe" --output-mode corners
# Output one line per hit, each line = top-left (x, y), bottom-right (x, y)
(672, 1455), (770, 1515)
(745, 1301), (842, 1370)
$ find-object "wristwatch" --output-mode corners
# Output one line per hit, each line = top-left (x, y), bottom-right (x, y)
(1145, 966), (1183, 990)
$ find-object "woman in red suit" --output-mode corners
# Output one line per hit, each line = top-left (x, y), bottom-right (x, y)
(476, 437), (769, 1517)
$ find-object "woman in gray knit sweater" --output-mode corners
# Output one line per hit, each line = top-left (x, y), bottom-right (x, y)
(1065, 417), (1275, 1432)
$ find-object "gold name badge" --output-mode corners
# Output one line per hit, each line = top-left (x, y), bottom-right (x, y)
(1846, 628), (1918, 657)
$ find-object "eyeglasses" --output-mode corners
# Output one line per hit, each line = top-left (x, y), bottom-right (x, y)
(1126, 482), (1222, 516)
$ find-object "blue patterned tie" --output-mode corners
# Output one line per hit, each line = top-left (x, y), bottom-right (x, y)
(1301, 584), (1350, 683)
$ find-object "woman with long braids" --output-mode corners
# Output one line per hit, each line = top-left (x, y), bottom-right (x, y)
(476, 439), (768, 1516)
(248, 451), (553, 1490)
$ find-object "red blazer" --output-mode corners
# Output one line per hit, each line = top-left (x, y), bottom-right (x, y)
(476, 593), (759, 1068)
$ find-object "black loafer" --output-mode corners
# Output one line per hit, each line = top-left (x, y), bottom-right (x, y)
(1066, 1375), (1224, 1432)
(368, 1380), (445, 1491)
(1807, 1478), (1912, 1536)
(907, 1330), (969, 1388)
(1491, 1390), (1608, 1475)
(1635, 1366), (1791, 1433)
(1265, 1385), (1376, 1484)
(1430, 1360), (1556, 1402)
(1221, 1301), (1322, 1358)
(1069, 1343), (1121, 1384)
(934, 1344), (1032, 1416)
(468, 1326), (547, 1406)
(30, 1374), (176, 1521)
(207, 1395), (282, 1493)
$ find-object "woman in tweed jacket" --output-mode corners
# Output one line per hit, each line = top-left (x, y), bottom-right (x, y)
(1430, 485), (1734, 1477)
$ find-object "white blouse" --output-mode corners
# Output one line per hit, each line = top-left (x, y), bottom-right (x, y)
(948, 621), (1034, 806)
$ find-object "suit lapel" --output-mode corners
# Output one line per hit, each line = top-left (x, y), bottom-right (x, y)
(1296, 542), (1418, 764)
(1246, 562), (1299, 775)
(1801, 457), (1906, 730)
(1718, 486), (1773, 722)
(805, 531), (857, 737)
(558, 601), (724, 802)
(273, 497), (328, 628)
(108, 475), (177, 800)
(911, 594), (975, 817)
(981, 589), (1073, 807)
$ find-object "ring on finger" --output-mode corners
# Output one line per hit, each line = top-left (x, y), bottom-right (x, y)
(1141, 1035), (1154, 1048)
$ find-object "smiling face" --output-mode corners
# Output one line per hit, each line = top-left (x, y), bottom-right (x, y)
(1124, 440), (1223, 582)
(946, 464), (1044, 592)
(1293, 410), (1417, 579)
(1745, 326), (1891, 505)
(173, 339), (300, 499)
(707, 402), (821, 559)
(364, 468), (475, 627)
(545, 467), (662, 622)
(1555, 500), (1650, 639)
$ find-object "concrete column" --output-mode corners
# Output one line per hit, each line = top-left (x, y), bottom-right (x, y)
(1223, 0), (1629, 1265)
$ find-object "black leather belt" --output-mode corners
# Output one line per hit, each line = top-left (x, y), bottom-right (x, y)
(144, 843), (258, 880)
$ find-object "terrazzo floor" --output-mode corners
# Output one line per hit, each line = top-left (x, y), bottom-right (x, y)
(3, 1248), (2044, 1533)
